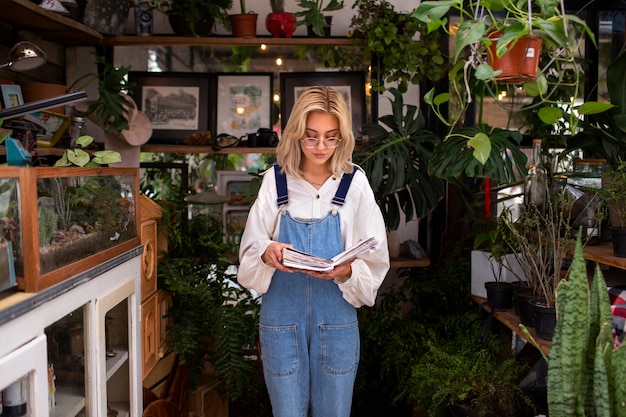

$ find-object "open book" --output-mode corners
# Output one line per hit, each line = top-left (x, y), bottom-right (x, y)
(281, 237), (378, 272)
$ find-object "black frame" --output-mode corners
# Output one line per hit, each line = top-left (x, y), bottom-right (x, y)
(280, 72), (367, 139)
(212, 72), (274, 139)
(128, 72), (211, 144)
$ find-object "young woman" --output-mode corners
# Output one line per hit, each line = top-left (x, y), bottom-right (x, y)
(238, 86), (389, 417)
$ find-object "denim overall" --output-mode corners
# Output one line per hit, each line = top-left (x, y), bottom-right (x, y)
(259, 165), (359, 417)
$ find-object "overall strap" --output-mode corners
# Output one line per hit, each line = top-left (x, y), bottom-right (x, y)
(331, 166), (358, 207)
(273, 163), (289, 208)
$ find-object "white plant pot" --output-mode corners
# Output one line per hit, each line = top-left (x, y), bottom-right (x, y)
(471, 250), (527, 298)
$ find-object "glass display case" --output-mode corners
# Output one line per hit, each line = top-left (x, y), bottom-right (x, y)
(0, 251), (142, 417)
(0, 167), (141, 293)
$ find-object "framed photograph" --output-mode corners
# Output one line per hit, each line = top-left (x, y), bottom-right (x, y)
(1, 84), (23, 108)
(214, 73), (273, 139)
(217, 171), (255, 206)
(23, 111), (71, 148)
(280, 72), (367, 139)
(128, 72), (211, 144)
(223, 207), (250, 245)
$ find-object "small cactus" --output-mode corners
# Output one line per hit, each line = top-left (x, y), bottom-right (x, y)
(270, 0), (284, 12)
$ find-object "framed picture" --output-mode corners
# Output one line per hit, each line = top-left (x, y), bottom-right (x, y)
(223, 207), (250, 245)
(23, 111), (71, 148)
(128, 72), (211, 144)
(280, 72), (367, 139)
(217, 171), (255, 206)
(1, 84), (23, 108)
(214, 73), (273, 139)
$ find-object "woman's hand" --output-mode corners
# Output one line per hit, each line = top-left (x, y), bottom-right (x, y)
(261, 242), (295, 272)
(307, 260), (353, 283)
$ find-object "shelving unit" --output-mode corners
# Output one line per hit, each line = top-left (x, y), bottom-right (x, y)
(4, 0), (102, 45)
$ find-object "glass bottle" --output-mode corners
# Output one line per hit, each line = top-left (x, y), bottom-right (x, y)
(524, 139), (547, 212)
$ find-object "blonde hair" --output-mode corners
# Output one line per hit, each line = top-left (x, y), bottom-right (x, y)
(276, 86), (355, 178)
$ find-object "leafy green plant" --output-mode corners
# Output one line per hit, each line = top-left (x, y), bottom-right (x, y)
(567, 47), (626, 170)
(54, 135), (122, 167)
(160, 213), (263, 403)
(354, 88), (445, 230)
(67, 54), (136, 135)
(294, 0), (344, 37)
(414, 0), (595, 185)
(350, 0), (446, 92)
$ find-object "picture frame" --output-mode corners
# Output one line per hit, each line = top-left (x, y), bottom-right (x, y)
(216, 170), (255, 206)
(128, 72), (211, 144)
(280, 72), (367, 139)
(23, 111), (71, 148)
(214, 73), (273, 139)
(0, 84), (24, 109)
(223, 207), (250, 245)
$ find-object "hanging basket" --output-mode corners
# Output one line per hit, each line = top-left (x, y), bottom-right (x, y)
(487, 33), (542, 84)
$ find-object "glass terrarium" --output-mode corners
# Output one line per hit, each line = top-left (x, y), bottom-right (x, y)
(0, 170), (21, 294)
(8, 167), (141, 292)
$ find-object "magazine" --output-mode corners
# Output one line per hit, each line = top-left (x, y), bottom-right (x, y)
(281, 237), (378, 272)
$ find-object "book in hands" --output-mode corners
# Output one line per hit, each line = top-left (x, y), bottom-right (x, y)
(281, 237), (378, 272)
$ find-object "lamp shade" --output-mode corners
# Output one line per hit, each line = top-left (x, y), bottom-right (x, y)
(0, 41), (47, 72)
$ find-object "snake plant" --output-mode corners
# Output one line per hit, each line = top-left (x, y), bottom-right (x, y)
(522, 234), (626, 416)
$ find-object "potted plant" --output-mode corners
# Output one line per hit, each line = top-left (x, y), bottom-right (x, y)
(349, 0), (446, 93)
(294, 0), (344, 37)
(149, 0), (233, 37)
(522, 234), (626, 417)
(265, 0), (296, 38)
(68, 54), (136, 135)
(229, 0), (258, 37)
(413, 0), (596, 187)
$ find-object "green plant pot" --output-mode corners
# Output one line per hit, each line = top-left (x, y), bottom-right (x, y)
(307, 15), (332, 37)
(168, 13), (215, 36)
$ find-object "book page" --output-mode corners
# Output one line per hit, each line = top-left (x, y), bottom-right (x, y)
(281, 237), (378, 272)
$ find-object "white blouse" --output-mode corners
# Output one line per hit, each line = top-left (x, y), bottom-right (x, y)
(237, 164), (390, 308)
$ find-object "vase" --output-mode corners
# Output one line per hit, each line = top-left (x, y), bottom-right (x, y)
(529, 297), (556, 340)
(484, 281), (514, 310)
(611, 227), (626, 257)
(230, 13), (258, 37)
(265, 12), (296, 38)
(513, 287), (536, 326)
(487, 33), (542, 84)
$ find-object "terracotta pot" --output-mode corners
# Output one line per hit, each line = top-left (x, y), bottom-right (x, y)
(230, 13), (258, 38)
(487, 33), (542, 84)
(265, 12), (296, 38)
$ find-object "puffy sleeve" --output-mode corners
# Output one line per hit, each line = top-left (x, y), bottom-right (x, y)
(237, 168), (281, 294)
(336, 169), (390, 308)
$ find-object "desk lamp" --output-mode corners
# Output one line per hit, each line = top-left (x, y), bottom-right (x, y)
(0, 41), (47, 72)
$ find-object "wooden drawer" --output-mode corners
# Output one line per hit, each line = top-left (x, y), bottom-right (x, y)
(141, 220), (158, 301)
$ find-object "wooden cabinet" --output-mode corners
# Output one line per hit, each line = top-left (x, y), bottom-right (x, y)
(0, 248), (143, 417)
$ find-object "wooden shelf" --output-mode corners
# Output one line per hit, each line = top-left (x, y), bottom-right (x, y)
(472, 295), (551, 357)
(582, 243), (626, 270)
(140, 144), (277, 154)
(3, 0), (103, 45)
(103, 35), (356, 47)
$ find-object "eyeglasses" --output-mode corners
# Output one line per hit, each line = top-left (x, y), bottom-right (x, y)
(301, 137), (342, 149)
